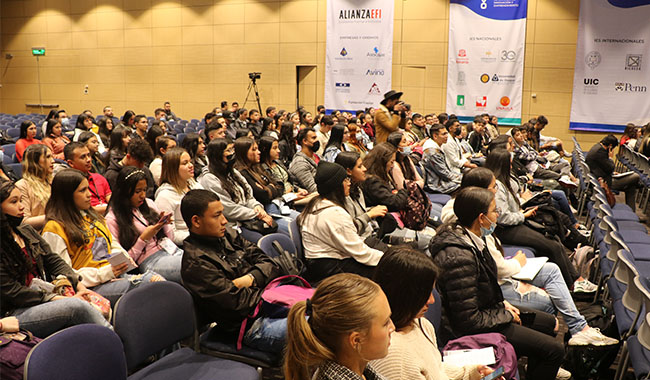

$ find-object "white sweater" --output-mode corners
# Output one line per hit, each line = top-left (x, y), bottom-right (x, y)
(300, 199), (383, 265)
(154, 181), (203, 245)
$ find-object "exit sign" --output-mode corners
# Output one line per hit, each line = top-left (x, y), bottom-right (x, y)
(31, 48), (46, 56)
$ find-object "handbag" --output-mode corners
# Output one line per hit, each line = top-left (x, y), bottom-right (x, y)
(240, 218), (278, 235)
(0, 330), (42, 380)
(597, 177), (616, 207)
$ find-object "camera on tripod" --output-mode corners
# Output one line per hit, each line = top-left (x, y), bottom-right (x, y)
(248, 72), (261, 81)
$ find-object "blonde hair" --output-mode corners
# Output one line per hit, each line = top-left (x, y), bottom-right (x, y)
(21, 144), (52, 207)
(159, 147), (195, 193)
(284, 273), (381, 380)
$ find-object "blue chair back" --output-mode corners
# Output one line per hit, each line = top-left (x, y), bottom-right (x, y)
(6, 128), (20, 140)
(113, 282), (196, 370)
(6, 162), (22, 178)
(24, 324), (127, 380)
(423, 288), (443, 347)
(288, 219), (303, 260)
(257, 233), (296, 257)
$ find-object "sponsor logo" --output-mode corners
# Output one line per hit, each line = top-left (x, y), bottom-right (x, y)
(339, 8), (382, 20)
(614, 82), (647, 92)
(340, 47), (348, 56)
(484, 73), (516, 85)
(335, 82), (351, 93)
(457, 71), (466, 85)
(365, 69), (384, 76)
(501, 50), (516, 61)
(476, 96), (487, 108)
(585, 51), (601, 69)
(481, 51), (497, 63)
(367, 47), (385, 58)
(625, 54), (642, 71)
(584, 78), (599, 85)
(368, 83), (381, 95)
(480, 0), (488, 9)
(583, 78), (599, 95)
(456, 49), (469, 64)
(457, 95), (465, 106)
(480, 73), (490, 83)
(500, 96), (510, 106)
(333, 68), (355, 75)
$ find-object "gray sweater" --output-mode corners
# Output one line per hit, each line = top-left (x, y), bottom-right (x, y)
(198, 167), (262, 224)
(288, 151), (318, 193)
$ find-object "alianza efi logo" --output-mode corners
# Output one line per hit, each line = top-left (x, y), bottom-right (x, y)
(339, 8), (382, 19)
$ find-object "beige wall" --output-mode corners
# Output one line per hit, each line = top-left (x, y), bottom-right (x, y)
(0, 0), (608, 148)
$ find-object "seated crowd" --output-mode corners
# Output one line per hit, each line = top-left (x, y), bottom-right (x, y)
(3, 93), (644, 380)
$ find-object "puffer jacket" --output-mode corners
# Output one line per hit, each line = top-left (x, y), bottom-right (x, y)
(429, 225), (513, 338)
(181, 228), (282, 335)
(360, 176), (408, 212)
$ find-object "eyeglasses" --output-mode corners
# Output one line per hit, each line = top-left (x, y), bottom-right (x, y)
(493, 207), (501, 216)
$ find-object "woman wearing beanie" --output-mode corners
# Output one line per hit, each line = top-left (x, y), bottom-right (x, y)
(297, 161), (384, 284)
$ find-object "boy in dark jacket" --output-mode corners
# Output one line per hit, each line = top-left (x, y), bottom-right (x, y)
(180, 189), (284, 352)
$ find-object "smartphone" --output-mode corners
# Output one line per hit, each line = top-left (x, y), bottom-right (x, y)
(481, 366), (504, 380)
(158, 213), (171, 224)
(520, 311), (536, 327)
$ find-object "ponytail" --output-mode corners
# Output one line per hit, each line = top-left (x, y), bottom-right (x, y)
(284, 273), (381, 380)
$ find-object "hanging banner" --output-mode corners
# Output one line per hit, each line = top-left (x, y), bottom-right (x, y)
(446, 0), (527, 126)
(324, 0), (394, 113)
(569, 0), (650, 133)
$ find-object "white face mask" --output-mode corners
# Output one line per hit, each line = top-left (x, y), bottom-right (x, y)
(61, 117), (70, 125)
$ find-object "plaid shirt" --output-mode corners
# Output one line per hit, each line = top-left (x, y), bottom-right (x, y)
(315, 361), (386, 380)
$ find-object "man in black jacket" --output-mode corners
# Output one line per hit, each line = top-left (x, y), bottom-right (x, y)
(180, 189), (284, 353)
(586, 134), (641, 211)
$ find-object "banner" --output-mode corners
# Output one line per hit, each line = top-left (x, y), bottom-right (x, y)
(324, 0), (394, 113)
(446, 0), (527, 126)
(569, 0), (650, 133)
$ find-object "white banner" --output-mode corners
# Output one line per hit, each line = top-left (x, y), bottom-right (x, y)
(324, 0), (394, 112)
(569, 0), (650, 133)
(446, 0), (527, 126)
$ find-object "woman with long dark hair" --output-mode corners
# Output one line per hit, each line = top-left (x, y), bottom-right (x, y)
(73, 114), (105, 154)
(119, 110), (135, 130)
(386, 131), (424, 190)
(78, 131), (106, 175)
(181, 133), (207, 179)
(42, 119), (70, 159)
(15, 120), (43, 162)
(322, 124), (349, 163)
(360, 142), (408, 211)
(149, 135), (176, 185)
(429, 187), (565, 380)
(1, 179), (111, 338)
(259, 136), (310, 197)
(278, 120), (297, 167)
(104, 125), (131, 165)
(261, 117), (279, 139)
(97, 116), (114, 147)
(42, 169), (164, 304)
(298, 161), (384, 283)
(199, 138), (273, 240)
(105, 166), (182, 283)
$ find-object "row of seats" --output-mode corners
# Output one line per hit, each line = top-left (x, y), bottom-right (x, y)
(618, 144), (650, 214)
(572, 138), (650, 380)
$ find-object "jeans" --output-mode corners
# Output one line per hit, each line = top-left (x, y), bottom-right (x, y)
(11, 297), (112, 338)
(243, 317), (287, 353)
(306, 257), (375, 284)
(502, 262), (587, 335)
(91, 271), (159, 305)
(551, 190), (578, 225)
(139, 249), (183, 284)
(265, 203), (299, 236)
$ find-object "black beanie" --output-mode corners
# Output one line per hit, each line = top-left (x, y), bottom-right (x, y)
(314, 161), (347, 195)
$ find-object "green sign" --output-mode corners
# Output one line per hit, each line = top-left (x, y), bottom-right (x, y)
(31, 48), (46, 56)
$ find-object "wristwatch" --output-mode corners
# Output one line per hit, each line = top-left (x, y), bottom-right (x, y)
(247, 273), (256, 287)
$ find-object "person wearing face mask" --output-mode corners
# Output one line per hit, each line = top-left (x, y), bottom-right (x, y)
(430, 187), (566, 380)
(386, 131), (423, 191)
(422, 125), (461, 194)
(0, 179), (112, 338)
(441, 119), (477, 175)
(344, 122), (369, 159)
(289, 127), (321, 193)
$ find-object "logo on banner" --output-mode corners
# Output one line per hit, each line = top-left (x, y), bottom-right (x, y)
(365, 69), (384, 76)
(480, 74), (490, 83)
(340, 48), (348, 57)
(367, 47), (385, 58)
(501, 50), (517, 61)
(476, 96), (487, 108)
(368, 83), (381, 95)
(335, 82), (351, 93)
(585, 51), (602, 69)
(583, 78), (599, 95)
(481, 51), (497, 63)
(625, 54), (642, 71)
(614, 82), (647, 92)
(339, 8), (382, 20)
(497, 96), (513, 111)
(456, 49), (469, 64)
(457, 95), (465, 106)
(457, 71), (466, 85)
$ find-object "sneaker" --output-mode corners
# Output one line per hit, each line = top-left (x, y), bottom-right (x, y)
(556, 367), (572, 380)
(568, 327), (619, 346)
(570, 205), (579, 214)
(559, 175), (578, 189)
(573, 279), (598, 293)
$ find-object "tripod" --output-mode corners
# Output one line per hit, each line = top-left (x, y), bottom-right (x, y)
(243, 77), (262, 113)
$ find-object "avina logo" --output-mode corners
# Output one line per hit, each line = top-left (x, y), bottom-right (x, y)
(366, 69), (384, 75)
(480, 0), (488, 9)
(339, 8), (382, 19)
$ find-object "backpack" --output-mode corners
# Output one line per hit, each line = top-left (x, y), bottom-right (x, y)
(568, 245), (596, 280)
(237, 275), (314, 350)
(271, 241), (305, 277)
(0, 330), (42, 380)
(399, 180), (431, 231)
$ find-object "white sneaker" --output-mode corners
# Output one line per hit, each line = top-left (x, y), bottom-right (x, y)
(573, 279), (598, 293)
(570, 205), (579, 214)
(568, 327), (619, 346)
(559, 175), (578, 189)
(556, 367), (572, 380)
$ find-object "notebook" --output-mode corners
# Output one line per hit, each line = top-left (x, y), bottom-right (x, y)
(512, 257), (549, 281)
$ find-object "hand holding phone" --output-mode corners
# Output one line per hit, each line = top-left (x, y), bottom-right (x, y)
(480, 366), (504, 380)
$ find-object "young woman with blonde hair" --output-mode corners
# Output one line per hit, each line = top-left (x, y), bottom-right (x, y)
(284, 272), (394, 380)
(15, 144), (53, 229)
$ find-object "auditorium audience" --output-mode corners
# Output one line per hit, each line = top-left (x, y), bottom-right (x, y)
(130, 114), (148, 141)
(278, 120), (297, 167)
(375, 90), (406, 143)
(97, 116), (114, 147)
(422, 124), (462, 194)
(284, 273), (394, 380)
(64, 142), (111, 214)
(1, 179), (112, 337)
(322, 124), (349, 163)
(345, 121), (369, 158)
(316, 115), (334, 156)
(149, 135), (177, 185)
(361, 143), (408, 211)
(42, 169), (163, 304)
(386, 131), (424, 190)
(104, 139), (155, 198)
(181, 133), (207, 179)
(42, 119), (69, 160)
(289, 127), (320, 193)
(77, 131), (107, 175)
(259, 136), (309, 197)
(104, 125), (131, 165)
(15, 121), (43, 162)
(16, 144), (53, 229)
(441, 118), (477, 174)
